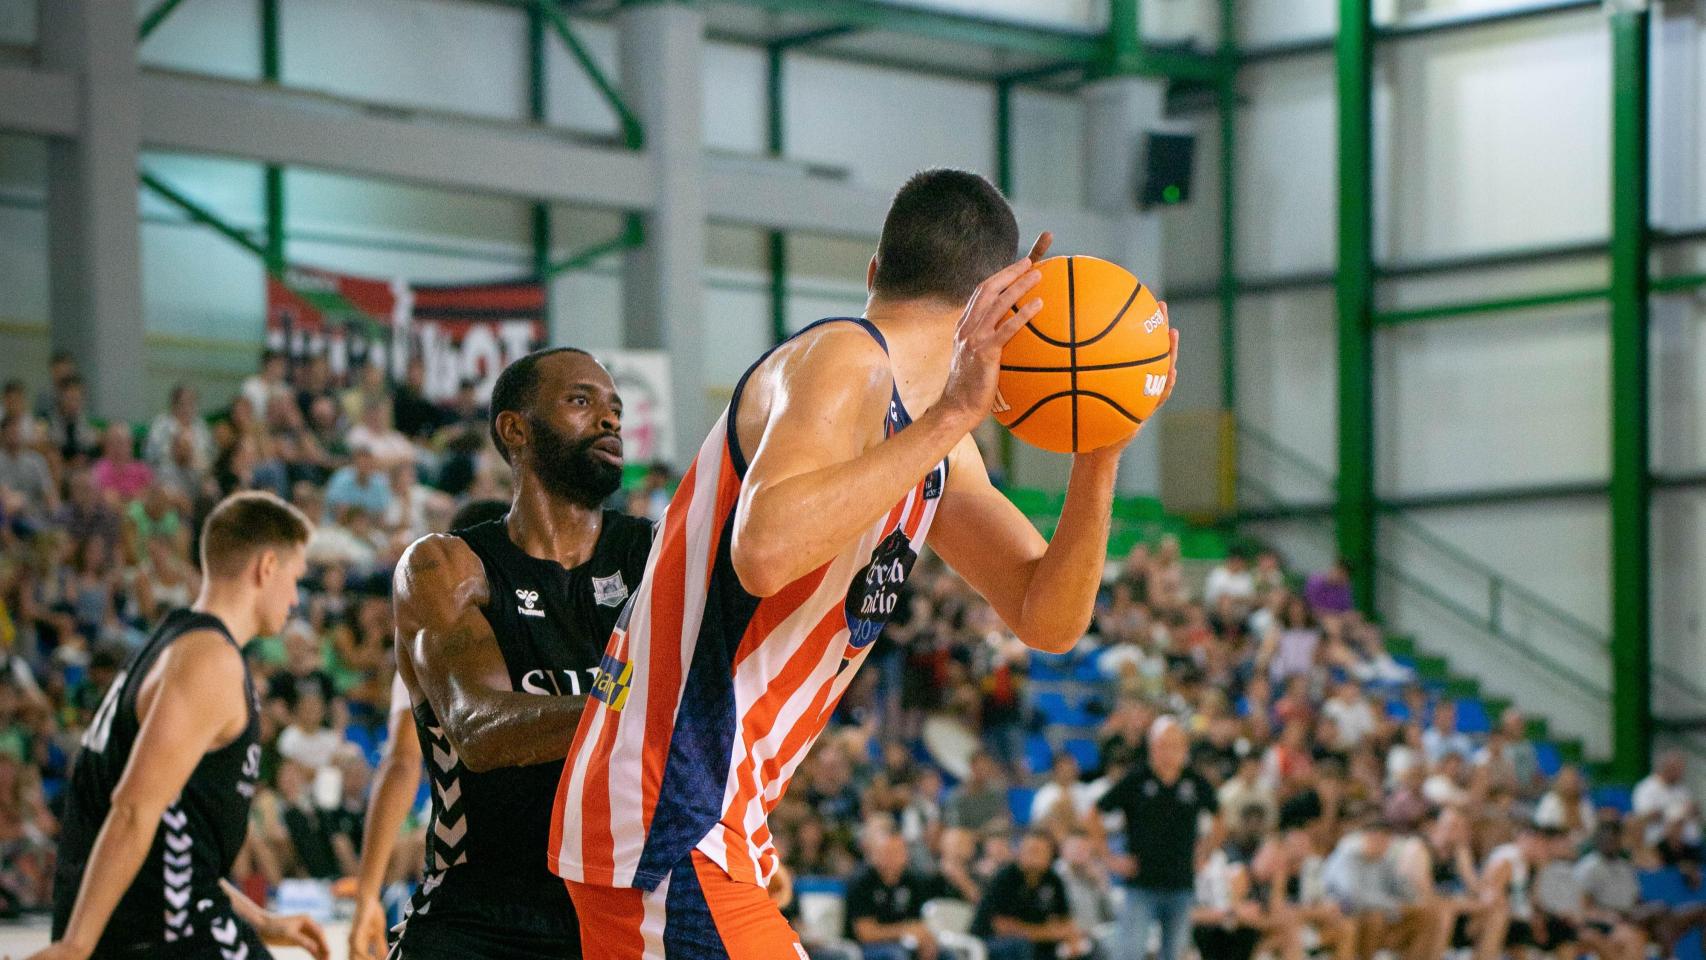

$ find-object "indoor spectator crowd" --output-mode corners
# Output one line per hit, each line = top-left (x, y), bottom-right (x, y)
(1, 349), (1704, 960)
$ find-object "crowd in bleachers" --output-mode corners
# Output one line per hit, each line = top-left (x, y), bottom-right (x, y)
(2, 348), (1705, 960)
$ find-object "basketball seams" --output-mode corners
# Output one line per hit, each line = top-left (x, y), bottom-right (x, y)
(1067, 257), (1078, 453)
(1020, 276), (1142, 350)
(999, 349), (1173, 374)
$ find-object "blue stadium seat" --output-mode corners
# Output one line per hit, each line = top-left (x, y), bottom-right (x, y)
(1455, 698), (1491, 735)
(1008, 786), (1036, 826)
(1639, 868), (1706, 960)
(1028, 651), (1071, 682)
(1024, 733), (1054, 776)
(1031, 690), (1096, 729)
(1534, 742), (1563, 778)
(794, 875), (849, 897)
(1592, 785), (1633, 814)
(1386, 699), (1410, 722)
(1063, 737), (1099, 773)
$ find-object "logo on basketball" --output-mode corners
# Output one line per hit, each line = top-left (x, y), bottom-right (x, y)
(1143, 373), (1167, 397)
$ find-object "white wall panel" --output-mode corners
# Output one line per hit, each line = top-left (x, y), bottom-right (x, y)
(1379, 11), (1608, 263)
(703, 41), (767, 155)
(1653, 292), (1706, 475)
(1376, 308), (1608, 495)
(1654, 488), (1706, 719)
(785, 55), (994, 193)
(1235, 57), (1336, 278)
(141, 221), (266, 342)
(1233, 289), (1338, 502)
(138, 0), (261, 81)
(281, 0), (527, 122)
(1240, 0), (1334, 49)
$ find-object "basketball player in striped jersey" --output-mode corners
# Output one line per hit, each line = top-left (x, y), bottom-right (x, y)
(379, 350), (654, 959)
(38, 492), (328, 960)
(551, 168), (1178, 957)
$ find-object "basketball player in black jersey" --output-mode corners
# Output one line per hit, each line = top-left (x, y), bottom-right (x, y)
(359, 349), (654, 960)
(36, 491), (329, 960)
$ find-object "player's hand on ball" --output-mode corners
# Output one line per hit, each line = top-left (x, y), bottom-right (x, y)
(260, 912), (331, 960)
(940, 256), (1047, 429)
(349, 896), (390, 960)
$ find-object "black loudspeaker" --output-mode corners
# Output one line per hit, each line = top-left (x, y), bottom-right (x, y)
(1140, 131), (1196, 208)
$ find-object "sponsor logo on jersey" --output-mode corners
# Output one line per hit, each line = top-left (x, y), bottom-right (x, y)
(591, 572), (629, 608)
(922, 465), (943, 501)
(515, 588), (545, 618)
(519, 667), (599, 697)
(591, 651), (633, 711)
(843, 528), (918, 651)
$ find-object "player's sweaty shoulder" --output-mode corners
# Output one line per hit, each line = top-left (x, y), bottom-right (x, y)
(395, 532), (489, 619)
(741, 322), (892, 425)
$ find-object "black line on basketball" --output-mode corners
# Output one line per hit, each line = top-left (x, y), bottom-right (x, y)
(1004, 390), (1076, 430)
(1068, 257), (1078, 452)
(1000, 350), (1174, 374)
(1077, 390), (1146, 426)
(1021, 280), (1143, 349)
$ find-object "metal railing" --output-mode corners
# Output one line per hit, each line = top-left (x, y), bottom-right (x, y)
(1234, 422), (1706, 727)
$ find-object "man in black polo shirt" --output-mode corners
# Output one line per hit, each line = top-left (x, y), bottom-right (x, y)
(846, 832), (948, 960)
(973, 831), (1094, 960)
(1089, 716), (1224, 960)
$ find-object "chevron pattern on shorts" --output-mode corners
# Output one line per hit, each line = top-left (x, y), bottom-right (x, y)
(162, 802), (193, 942)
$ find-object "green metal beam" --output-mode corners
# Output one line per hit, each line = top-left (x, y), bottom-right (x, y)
(1608, 6), (1651, 782)
(1376, 284), (1610, 325)
(995, 80), (1014, 196)
(717, 0), (1102, 63)
(1335, 0), (1377, 611)
(1217, 0), (1238, 412)
(535, 0), (644, 150)
(139, 0), (193, 41)
(1654, 272), (1706, 294)
(260, 0), (285, 274)
(766, 44), (789, 345)
(546, 218), (643, 278)
(141, 171), (270, 266)
(528, 1), (553, 339)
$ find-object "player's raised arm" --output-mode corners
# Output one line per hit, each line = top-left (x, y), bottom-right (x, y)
(45, 632), (248, 958)
(732, 257), (1044, 597)
(395, 534), (584, 772)
(349, 673), (423, 960)
(932, 325), (1179, 653)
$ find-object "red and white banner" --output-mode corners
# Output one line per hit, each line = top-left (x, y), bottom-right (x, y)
(265, 267), (546, 403)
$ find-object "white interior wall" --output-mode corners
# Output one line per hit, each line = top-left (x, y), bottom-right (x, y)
(1375, 308), (1610, 495)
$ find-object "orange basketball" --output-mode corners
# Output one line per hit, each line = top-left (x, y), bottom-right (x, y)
(994, 255), (1171, 454)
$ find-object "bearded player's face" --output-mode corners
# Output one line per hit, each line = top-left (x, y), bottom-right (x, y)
(523, 352), (625, 508)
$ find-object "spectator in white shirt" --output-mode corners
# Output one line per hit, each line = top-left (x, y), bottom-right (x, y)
(1534, 765), (1597, 846)
(1322, 681), (1377, 751)
(1203, 551), (1257, 616)
(144, 383), (214, 470)
(1031, 752), (1098, 832)
(1423, 701), (1475, 764)
(1633, 750), (1699, 845)
(344, 400), (416, 469)
(240, 349), (292, 426)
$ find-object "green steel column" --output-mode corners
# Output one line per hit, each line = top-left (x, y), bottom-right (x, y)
(1608, 7), (1651, 782)
(767, 45), (788, 344)
(260, 0), (285, 275)
(529, 4), (553, 307)
(1335, 0), (1377, 610)
(1218, 0), (1238, 413)
(1106, 0), (1140, 74)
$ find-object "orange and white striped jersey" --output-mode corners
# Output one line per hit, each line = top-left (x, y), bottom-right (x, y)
(551, 317), (949, 891)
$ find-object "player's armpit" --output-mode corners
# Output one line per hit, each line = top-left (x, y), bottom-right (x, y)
(732, 326), (971, 597)
(394, 535), (586, 773)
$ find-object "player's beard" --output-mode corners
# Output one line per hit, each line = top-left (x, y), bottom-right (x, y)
(527, 415), (623, 509)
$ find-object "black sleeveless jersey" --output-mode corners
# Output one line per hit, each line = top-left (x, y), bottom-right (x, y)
(53, 609), (264, 958)
(395, 511), (654, 955)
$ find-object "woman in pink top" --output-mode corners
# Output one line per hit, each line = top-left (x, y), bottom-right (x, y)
(90, 423), (154, 503)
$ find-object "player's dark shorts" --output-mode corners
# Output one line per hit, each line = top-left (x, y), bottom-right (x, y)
(80, 903), (272, 960)
(1193, 924), (1262, 960)
(389, 880), (581, 960)
(1507, 915), (1578, 949)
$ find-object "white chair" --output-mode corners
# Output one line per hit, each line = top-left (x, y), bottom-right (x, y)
(922, 897), (988, 960)
(797, 891), (862, 960)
